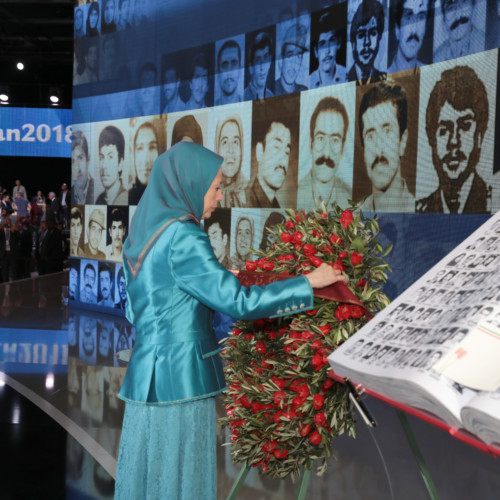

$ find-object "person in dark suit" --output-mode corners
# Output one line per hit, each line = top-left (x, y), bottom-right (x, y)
(416, 65), (491, 213)
(347, 0), (386, 84)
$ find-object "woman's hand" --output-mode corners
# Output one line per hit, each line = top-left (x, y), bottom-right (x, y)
(306, 263), (347, 289)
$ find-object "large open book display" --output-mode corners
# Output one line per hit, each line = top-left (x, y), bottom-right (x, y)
(329, 211), (500, 458)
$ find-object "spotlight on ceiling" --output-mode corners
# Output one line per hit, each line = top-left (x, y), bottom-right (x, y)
(0, 87), (9, 104)
(49, 87), (61, 106)
(16, 62), (24, 70)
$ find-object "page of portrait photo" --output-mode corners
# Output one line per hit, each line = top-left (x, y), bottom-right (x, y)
(328, 210), (500, 447)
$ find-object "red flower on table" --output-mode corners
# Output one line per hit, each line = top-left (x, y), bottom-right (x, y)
(293, 231), (304, 243)
(280, 232), (293, 243)
(332, 259), (345, 271)
(299, 423), (311, 437)
(271, 376), (286, 389)
(340, 210), (353, 229)
(335, 304), (351, 321)
(312, 353), (328, 371)
(310, 256), (324, 268)
(295, 384), (310, 398)
(318, 324), (331, 336)
(339, 251), (348, 259)
(240, 395), (252, 408)
(285, 220), (296, 230)
(349, 305), (365, 319)
(273, 447), (288, 459)
(303, 243), (317, 256)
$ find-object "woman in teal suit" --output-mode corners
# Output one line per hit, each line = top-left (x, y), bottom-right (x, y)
(115, 142), (345, 500)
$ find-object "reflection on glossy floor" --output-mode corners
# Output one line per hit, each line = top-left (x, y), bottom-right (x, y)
(1, 273), (500, 499)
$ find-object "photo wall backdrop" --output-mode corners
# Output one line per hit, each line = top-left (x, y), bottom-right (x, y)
(70, 0), (500, 315)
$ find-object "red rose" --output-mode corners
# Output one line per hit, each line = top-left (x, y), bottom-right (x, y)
(267, 330), (277, 340)
(312, 229), (323, 238)
(351, 251), (363, 266)
(305, 309), (318, 316)
(251, 402), (265, 413)
(303, 243), (317, 256)
(311, 339), (323, 350)
(283, 344), (292, 354)
(335, 304), (351, 322)
(240, 395), (252, 408)
(294, 243), (302, 251)
(285, 220), (296, 230)
(263, 440), (278, 453)
(318, 324), (331, 336)
(232, 328), (242, 336)
(321, 245), (333, 254)
(340, 210), (353, 229)
(245, 260), (258, 271)
(329, 234), (342, 245)
(274, 447), (288, 459)
(255, 341), (267, 354)
(356, 279), (367, 288)
(261, 260), (275, 271)
(322, 379), (335, 392)
(280, 232), (293, 243)
(292, 395), (307, 408)
(296, 384), (310, 398)
(332, 259), (345, 271)
(339, 251), (348, 259)
(296, 211), (307, 222)
(349, 305), (365, 319)
(273, 391), (286, 407)
(310, 256), (324, 267)
(314, 412), (327, 427)
(312, 353), (327, 371)
(244, 333), (256, 341)
(278, 327), (288, 336)
(299, 423), (311, 436)
(308, 430), (322, 445)
(313, 394), (325, 410)
(271, 376), (286, 389)
(301, 331), (314, 341)
(293, 231), (304, 243)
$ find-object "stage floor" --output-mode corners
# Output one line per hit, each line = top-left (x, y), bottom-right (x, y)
(0, 273), (499, 499)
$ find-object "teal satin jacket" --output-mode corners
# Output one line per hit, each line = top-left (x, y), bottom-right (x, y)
(118, 220), (314, 406)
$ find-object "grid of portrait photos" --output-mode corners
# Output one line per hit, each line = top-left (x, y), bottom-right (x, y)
(71, 0), (500, 314)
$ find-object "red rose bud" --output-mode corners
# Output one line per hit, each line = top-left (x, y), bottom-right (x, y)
(293, 231), (304, 243)
(356, 279), (367, 288)
(274, 447), (288, 459)
(313, 394), (325, 410)
(314, 412), (327, 427)
(245, 260), (258, 271)
(299, 423), (312, 436)
(255, 341), (267, 354)
(280, 232), (294, 243)
(351, 251), (363, 266)
(339, 251), (348, 259)
(310, 256), (324, 267)
(308, 430), (322, 445)
(329, 234), (342, 245)
(273, 391), (286, 407)
(340, 210), (354, 229)
(285, 220), (296, 230)
(303, 243), (317, 256)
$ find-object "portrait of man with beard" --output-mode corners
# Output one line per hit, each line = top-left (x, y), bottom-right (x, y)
(433, 0), (485, 62)
(417, 65), (492, 213)
(297, 96), (352, 210)
(388, 0), (432, 73)
(347, 0), (387, 84)
(98, 262), (115, 308)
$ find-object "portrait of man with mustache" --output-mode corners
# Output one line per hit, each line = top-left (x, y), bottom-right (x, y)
(358, 81), (416, 212)
(347, 0), (387, 84)
(247, 96), (299, 208)
(417, 65), (492, 213)
(297, 96), (352, 210)
(98, 261), (115, 308)
(389, 0), (431, 73)
(433, 0), (485, 62)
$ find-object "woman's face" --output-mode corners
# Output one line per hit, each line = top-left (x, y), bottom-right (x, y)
(202, 169), (223, 219)
(236, 219), (252, 257)
(134, 126), (158, 185)
(219, 121), (241, 179)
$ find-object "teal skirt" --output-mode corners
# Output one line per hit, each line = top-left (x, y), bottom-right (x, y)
(115, 398), (216, 500)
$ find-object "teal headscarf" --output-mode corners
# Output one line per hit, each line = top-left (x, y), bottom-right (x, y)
(123, 142), (223, 279)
